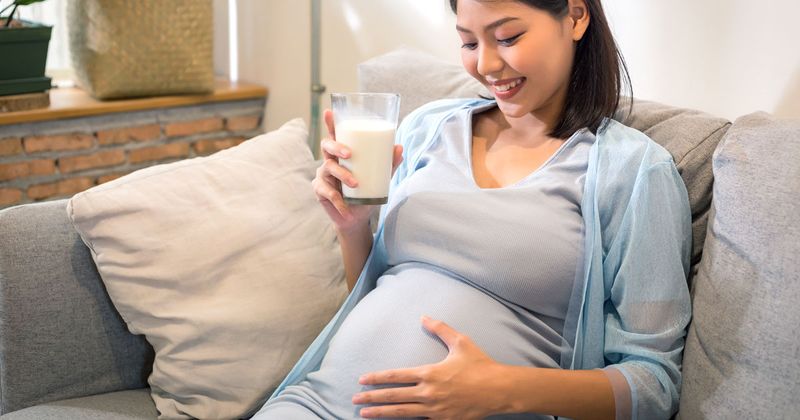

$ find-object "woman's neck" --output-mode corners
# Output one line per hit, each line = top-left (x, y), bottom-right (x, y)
(482, 106), (558, 146)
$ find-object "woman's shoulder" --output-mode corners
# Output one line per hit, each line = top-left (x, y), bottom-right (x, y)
(596, 118), (676, 170)
(592, 119), (690, 255)
(396, 97), (492, 151)
(591, 118), (685, 215)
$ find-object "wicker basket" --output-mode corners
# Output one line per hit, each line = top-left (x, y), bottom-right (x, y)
(67, 0), (214, 100)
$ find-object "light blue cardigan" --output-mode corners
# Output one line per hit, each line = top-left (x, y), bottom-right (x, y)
(267, 99), (692, 420)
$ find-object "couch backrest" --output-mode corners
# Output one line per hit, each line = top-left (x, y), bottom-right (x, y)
(677, 113), (800, 418)
(0, 199), (154, 414)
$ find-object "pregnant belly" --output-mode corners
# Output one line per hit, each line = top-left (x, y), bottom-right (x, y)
(307, 263), (560, 399)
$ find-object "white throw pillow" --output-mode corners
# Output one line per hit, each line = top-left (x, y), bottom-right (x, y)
(66, 118), (348, 419)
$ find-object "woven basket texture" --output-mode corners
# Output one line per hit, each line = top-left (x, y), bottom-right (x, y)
(68, 0), (214, 99)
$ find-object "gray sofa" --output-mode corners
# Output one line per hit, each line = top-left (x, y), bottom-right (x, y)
(1, 49), (798, 419)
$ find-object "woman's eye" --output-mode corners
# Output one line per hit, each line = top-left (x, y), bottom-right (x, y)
(461, 42), (478, 50)
(498, 33), (523, 46)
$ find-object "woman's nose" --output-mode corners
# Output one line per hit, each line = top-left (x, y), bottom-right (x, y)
(476, 45), (504, 78)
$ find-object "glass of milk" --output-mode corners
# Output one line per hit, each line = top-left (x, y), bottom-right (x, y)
(331, 93), (400, 205)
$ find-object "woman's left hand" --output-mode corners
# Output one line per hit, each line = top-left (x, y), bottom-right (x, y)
(352, 316), (513, 419)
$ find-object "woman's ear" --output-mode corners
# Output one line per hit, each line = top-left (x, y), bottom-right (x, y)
(568, 0), (590, 41)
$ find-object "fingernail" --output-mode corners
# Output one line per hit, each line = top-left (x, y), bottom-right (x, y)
(421, 315), (431, 322)
(358, 375), (367, 384)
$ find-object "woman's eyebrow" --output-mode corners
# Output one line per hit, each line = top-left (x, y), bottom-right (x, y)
(456, 17), (520, 33)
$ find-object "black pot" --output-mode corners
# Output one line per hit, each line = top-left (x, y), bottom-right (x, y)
(0, 19), (52, 96)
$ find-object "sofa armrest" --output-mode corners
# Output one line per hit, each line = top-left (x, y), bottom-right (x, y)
(0, 199), (154, 415)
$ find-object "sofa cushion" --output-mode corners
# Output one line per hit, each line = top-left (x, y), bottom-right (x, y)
(66, 119), (348, 419)
(358, 48), (728, 283)
(357, 47), (489, 121)
(0, 200), (153, 415)
(0, 389), (157, 420)
(678, 112), (800, 419)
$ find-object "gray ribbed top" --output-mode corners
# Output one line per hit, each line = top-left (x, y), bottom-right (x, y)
(257, 103), (594, 419)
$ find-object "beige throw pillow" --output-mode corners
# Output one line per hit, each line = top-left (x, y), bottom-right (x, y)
(66, 118), (348, 419)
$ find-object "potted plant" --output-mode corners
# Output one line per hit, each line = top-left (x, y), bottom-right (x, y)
(0, 0), (52, 97)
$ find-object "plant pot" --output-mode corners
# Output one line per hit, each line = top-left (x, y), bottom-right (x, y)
(0, 19), (52, 96)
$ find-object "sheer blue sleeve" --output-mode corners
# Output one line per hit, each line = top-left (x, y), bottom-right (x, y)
(602, 160), (693, 420)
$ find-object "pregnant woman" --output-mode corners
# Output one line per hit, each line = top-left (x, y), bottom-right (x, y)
(253, 0), (691, 419)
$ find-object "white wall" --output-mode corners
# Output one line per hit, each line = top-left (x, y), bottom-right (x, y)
(603, 0), (800, 120)
(233, 0), (311, 136)
(318, 0), (460, 116)
(219, 0), (800, 135)
(224, 0), (460, 135)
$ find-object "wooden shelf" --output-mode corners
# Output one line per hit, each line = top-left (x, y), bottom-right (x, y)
(0, 79), (268, 126)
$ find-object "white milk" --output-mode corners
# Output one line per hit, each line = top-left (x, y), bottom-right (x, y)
(336, 119), (396, 203)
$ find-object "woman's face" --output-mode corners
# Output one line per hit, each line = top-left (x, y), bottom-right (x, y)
(456, 0), (588, 120)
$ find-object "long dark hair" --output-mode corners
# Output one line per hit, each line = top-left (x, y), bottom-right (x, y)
(449, 0), (632, 138)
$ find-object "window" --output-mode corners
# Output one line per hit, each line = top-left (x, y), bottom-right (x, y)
(13, 0), (73, 86)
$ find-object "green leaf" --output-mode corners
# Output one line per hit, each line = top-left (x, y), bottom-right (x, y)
(14, 0), (48, 6)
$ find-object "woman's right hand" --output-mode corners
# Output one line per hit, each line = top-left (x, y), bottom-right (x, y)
(312, 109), (403, 234)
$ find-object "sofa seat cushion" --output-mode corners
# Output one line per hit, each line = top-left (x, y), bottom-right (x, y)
(0, 389), (157, 420)
(678, 112), (800, 419)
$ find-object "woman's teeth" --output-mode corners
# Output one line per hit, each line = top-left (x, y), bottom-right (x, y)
(495, 78), (523, 92)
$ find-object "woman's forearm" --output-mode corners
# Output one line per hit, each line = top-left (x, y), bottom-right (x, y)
(495, 365), (616, 420)
(335, 221), (373, 292)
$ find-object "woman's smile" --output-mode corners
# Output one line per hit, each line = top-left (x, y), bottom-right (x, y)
(490, 76), (527, 100)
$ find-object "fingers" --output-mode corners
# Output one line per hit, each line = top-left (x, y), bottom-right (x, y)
(322, 158), (357, 188)
(359, 403), (427, 419)
(358, 367), (426, 386)
(320, 138), (351, 161)
(312, 175), (351, 221)
(421, 316), (467, 350)
(391, 144), (404, 173)
(313, 158), (359, 221)
(352, 384), (427, 405)
(323, 109), (335, 140)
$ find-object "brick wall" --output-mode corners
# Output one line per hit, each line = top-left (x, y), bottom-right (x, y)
(0, 98), (265, 209)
